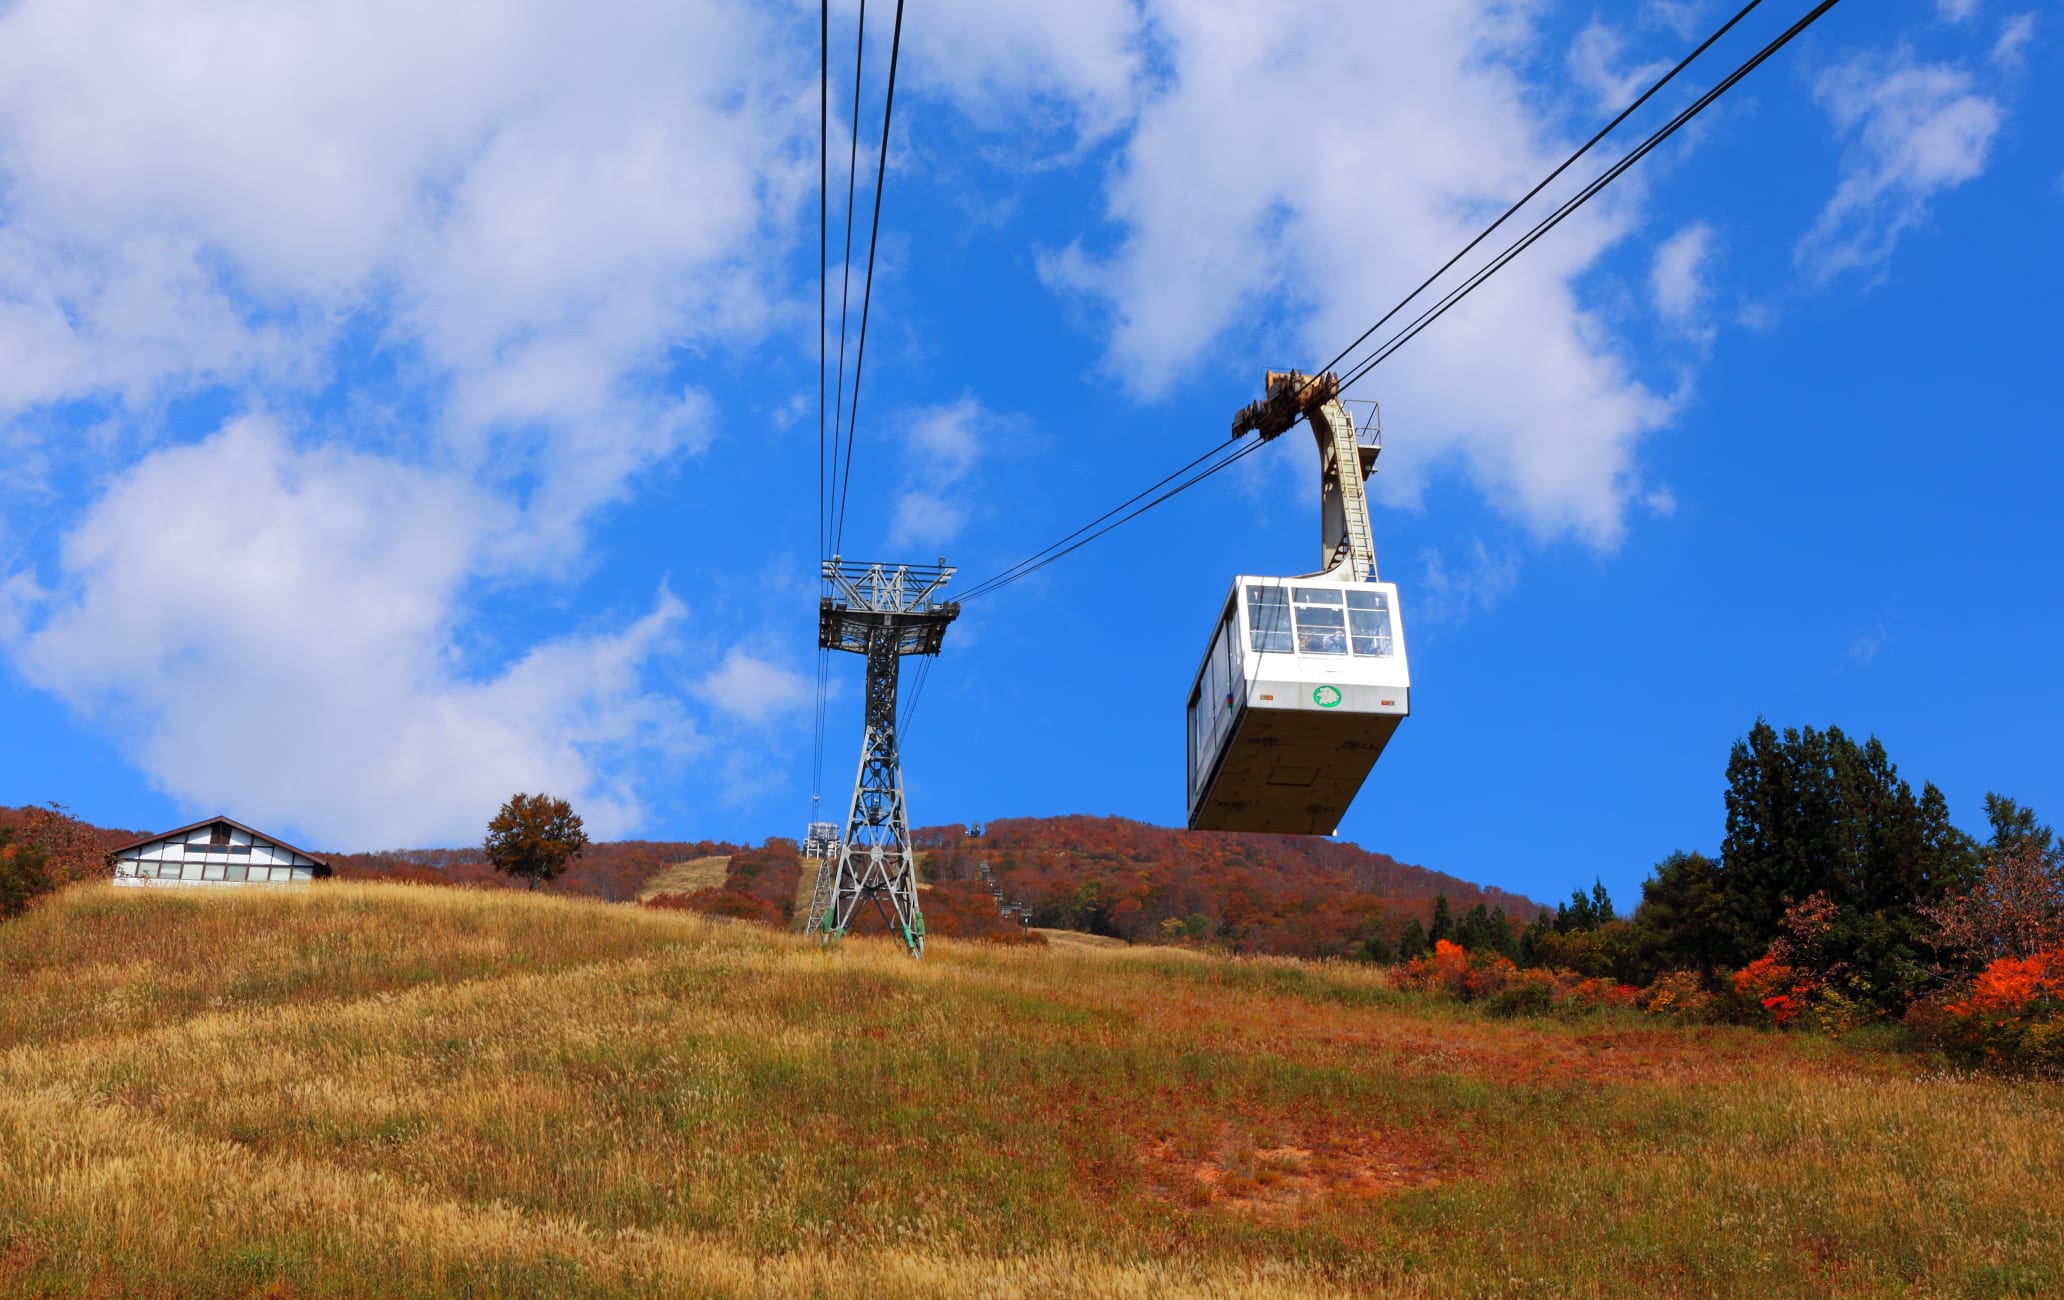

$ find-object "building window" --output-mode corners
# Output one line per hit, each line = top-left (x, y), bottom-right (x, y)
(210, 823), (231, 846)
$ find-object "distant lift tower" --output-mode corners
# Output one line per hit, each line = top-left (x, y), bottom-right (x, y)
(807, 559), (959, 957)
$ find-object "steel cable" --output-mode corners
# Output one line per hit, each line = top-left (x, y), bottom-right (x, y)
(1333, 0), (1841, 398)
(954, 0), (1840, 604)
(960, 435), (1267, 602)
(831, 0), (907, 556)
(825, 0), (867, 557)
(1286, 0), (1770, 415)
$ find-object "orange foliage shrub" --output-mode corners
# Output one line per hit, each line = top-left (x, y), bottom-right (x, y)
(1566, 977), (1641, 1010)
(1729, 955), (1821, 1028)
(1907, 941), (2064, 1071)
(1394, 940), (1473, 996)
(1947, 946), (2064, 1018)
(1638, 969), (1720, 1023)
(1394, 941), (1637, 1018)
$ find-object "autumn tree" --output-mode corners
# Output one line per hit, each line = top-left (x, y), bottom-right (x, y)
(483, 794), (590, 891)
(1921, 795), (2064, 964)
(0, 804), (108, 919)
(13, 804), (105, 887)
(0, 826), (52, 920)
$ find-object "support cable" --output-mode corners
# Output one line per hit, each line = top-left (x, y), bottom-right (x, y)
(898, 652), (933, 740)
(831, 0), (907, 556)
(954, 440), (1240, 600)
(1333, 0), (1841, 398)
(818, 0), (829, 562)
(960, 435), (1266, 602)
(811, 645), (832, 799)
(809, 0), (837, 814)
(1290, 0), (1768, 412)
(825, 0), (867, 555)
(954, 0), (1839, 602)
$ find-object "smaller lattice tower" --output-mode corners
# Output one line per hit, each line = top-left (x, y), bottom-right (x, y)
(801, 818), (841, 860)
(806, 559), (959, 957)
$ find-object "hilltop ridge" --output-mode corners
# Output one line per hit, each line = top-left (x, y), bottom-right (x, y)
(6, 805), (1543, 959)
(915, 814), (1544, 956)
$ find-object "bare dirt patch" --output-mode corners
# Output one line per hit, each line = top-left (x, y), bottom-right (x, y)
(1141, 1120), (1444, 1220)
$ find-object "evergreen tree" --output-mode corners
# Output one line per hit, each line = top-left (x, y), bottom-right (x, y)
(1634, 851), (1730, 975)
(1714, 719), (1976, 1000)
(1487, 906), (1520, 959)
(1555, 883), (1612, 934)
(1397, 918), (1429, 961)
(1356, 931), (1396, 964)
(1590, 880), (1616, 925)
(1985, 794), (2058, 861)
(1428, 894), (1454, 945)
(1457, 903), (1495, 951)
(1518, 911), (1552, 966)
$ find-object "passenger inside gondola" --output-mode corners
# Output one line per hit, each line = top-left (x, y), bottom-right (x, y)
(1293, 587), (1347, 654)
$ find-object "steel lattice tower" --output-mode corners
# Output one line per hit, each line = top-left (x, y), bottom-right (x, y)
(806, 559), (958, 957)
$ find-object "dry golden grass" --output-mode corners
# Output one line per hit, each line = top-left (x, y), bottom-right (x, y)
(634, 854), (732, 901)
(1033, 927), (1134, 950)
(2, 882), (2060, 1297)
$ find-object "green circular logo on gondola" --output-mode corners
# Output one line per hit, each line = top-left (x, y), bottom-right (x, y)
(1313, 685), (1343, 708)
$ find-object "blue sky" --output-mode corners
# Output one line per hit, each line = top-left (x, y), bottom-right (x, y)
(0, 0), (2054, 913)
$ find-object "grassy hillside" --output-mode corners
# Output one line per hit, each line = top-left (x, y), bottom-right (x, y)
(3, 884), (2060, 1297)
(635, 854), (732, 902)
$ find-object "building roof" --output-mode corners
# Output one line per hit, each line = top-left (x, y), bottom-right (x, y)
(105, 815), (332, 870)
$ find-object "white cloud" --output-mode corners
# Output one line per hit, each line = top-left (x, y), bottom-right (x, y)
(1642, 485), (1679, 518)
(5, 417), (692, 848)
(1849, 621), (1888, 666)
(884, 395), (1008, 550)
(882, 0), (1146, 141)
(1568, 21), (1672, 112)
(0, 1), (820, 839)
(694, 649), (813, 723)
(1650, 222), (1715, 329)
(0, 0), (810, 527)
(1640, 1), (1707, 42)
(1938, 0), (1981, 23)
(887, 491), (972, 551)
(1415, 541), (1520, 627)
(1041, 0), (1670, 547)
(1796, 47), (2003, 282)
(0, 570), (40, 643)
(1991, 13), (2036, 68)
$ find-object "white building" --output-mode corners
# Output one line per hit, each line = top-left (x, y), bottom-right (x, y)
(108, 816), (330, 887)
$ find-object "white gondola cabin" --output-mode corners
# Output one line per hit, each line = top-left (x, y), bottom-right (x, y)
(1186, 577), (1409, 834)
(1186, 370), (1411, 835)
